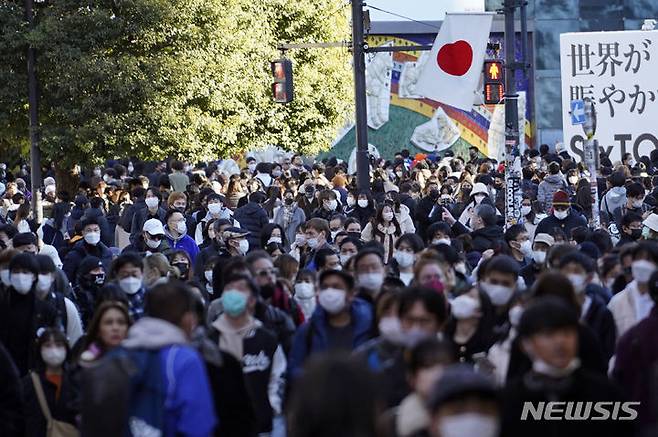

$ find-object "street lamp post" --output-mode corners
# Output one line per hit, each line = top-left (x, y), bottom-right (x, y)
(26, 0), (42, 221)
(582, 97), (600, 229)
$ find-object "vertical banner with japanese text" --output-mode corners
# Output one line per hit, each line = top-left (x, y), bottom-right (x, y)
(560, 31), (658, 162)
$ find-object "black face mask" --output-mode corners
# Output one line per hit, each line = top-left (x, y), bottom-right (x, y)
(429, 189), (440, 200)
(630, 228), (642, 240)
(172, 262), (189, 277)
(285, 197), (294, 206)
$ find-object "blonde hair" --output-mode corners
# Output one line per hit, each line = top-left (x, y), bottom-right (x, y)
(143, 253), (177, 285)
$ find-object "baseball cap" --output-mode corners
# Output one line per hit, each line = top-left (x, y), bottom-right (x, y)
(533, 233), (555, 246)
(143, 219), (165, 235)
(222, 227), (250, 240)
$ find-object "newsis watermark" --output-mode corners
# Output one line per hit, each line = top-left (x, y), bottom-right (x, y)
(521, 401), (640, 421)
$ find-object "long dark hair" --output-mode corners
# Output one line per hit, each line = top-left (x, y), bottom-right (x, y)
(574, 178), (593, 215)
(52, 202), (71, 231)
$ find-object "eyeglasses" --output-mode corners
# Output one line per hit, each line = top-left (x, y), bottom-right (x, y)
(256, 268), (278, 277)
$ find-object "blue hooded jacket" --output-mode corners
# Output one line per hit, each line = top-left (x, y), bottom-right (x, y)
(288, 298), (373, 379)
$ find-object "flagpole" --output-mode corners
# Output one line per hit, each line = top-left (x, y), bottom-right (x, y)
(351, 0), (371, 193)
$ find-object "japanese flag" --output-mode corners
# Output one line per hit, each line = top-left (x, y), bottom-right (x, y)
(415, 13), (494, 111)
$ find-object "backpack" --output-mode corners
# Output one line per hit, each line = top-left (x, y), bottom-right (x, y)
(80, 348), (165, 437)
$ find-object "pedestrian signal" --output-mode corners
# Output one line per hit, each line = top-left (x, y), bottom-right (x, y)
(271, 59), (294, 104)
(483, 60), (504, 104)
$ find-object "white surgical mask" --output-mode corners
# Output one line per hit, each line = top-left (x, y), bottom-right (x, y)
(347, 197), (356, 207)
(238, 239), (249, 255)
(84, 231), (101, 246)
(378, 316), (403, 343)
(41, 346), (67, 368)
(294, 282), (315, 299)
(11, 273), (34, 294)
(450, 295), (480, 319)
(295, 234), (306, 246)
(554, 209), (568, 220)
(119, 276), (142, 295)
(204, 270), (213, 283)
(532, 357), (581, 378)
(208, 203), (223, 215)
(307, 237), (320, 250)
(318, 288), (346, 314)
(0, 268), (10, 287)
(247, 163), (256, 172)
(175, 221), (187, 235)
(357, 199), (368, 208)
(37, 274), (54, 294)
(438, 413), (499, 437)
(474, 194), (486, 205)
(632, 259), (656, 284)
(145, 197), (159, 209)
(521, 205), (532, 216)
(533, 251), (546, 265)
(519, 240), (533, 257)
(567, 273), (587, 294)
(325, 199), (338, 211)
(432, 238), (451, 246)
(339, 253), (352, 265)
(145, 237), (160, 249)
(480, 281), (514, 306)
(358, 272), (384, 291)
(393, 250), (414, 268)
(633, 199), (644, 209)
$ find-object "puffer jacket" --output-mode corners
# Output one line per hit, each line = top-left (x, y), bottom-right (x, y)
(600, 186), (627, 223)
(537, 174), (567, 212)
(233, 202), (269, 250)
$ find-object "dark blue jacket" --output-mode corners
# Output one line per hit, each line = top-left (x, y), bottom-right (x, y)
(288, 298), (373, 379)
(535, 209), (587, 237)
(62, 240), (113, 285)
(233, 202), (269, 250)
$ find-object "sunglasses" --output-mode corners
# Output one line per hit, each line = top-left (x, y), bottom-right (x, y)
(147, 233), (163, 241)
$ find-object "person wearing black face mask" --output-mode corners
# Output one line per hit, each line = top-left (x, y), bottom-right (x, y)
(616, 211), (644, 247)
(296, 183), (319, 219)
(169, 250), (192, 281)
(73, 256), (106, 328)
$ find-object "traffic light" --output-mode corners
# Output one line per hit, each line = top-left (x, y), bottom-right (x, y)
(271, 59), (294, 103)
(483, 60), (504, 104)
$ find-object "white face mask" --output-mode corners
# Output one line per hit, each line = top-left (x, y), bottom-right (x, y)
(480, 281), (514, 306)
(204, 270), (213, 283)
(532, 357), (581, 378)
(295, 234), (306, 246)
(237, 239), (249, 255)
(632, 259), (656, 284)
(208, 203), (223, 215)
(84, 231), (101, 246)
(176, 221), (187, 235)
(145, 197), (159, 209)
(450, 295), (480, 319)
(37, 273), (54, 294)
(247, 163), (256, 172)
(325, 199), (338, 211)
(145, 237), (160, 249)
(438, 413), (499, 437)
(508, 305), (523, 327)
(41, 346), (67, 368)
(382, 211), (394, 222)
(393, 250), (415, 268)
(119, 276), (142, 295)
(519, 240), (533, 257)
(567, 273), (587, 294)
(307, 236), (320, 250)
(339, 253), (352, 265)
(533, 250), (546, 265)
(347, 197), (356, 207)
(11, 272), (34, 294)
(378, 316), (403, 343)
(432, 238), (451, 246)
(474, 194), (486, 205)
(294, 282), (315, 299)
(554, 209), (568, 220)
(633, 199), (644, 209)
(521, 205), (532, 216)
(358, 272), (384, 291)
(318, 288), (347, 314)
(0, 268), (11, 287)
(357, 199), (368, 208)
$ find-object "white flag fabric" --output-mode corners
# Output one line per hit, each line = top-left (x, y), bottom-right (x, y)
(415, 13), (494, 111)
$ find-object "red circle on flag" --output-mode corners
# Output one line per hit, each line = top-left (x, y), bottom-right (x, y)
(436, 40), (473, 76)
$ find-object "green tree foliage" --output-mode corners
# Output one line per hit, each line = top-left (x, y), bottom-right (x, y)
(0, 0), (353, 168)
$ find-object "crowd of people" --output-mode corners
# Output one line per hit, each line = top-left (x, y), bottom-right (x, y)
(0, 143), (657, 436)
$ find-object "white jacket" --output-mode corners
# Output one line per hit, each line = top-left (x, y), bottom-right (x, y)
(608, 280), (654, 338)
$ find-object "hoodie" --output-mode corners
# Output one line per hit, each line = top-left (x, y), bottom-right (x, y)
(601, 186), (627, 221)
(537, 174), (567, 212)
(122, 317), (217, 437)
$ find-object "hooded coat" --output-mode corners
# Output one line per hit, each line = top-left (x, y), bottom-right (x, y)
(537, 173), (567, 212)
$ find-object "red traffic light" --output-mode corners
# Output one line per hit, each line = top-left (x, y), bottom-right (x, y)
(271, 59), (294, 103)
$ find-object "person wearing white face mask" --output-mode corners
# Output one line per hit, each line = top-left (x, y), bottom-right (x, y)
(35, 255), (83, 346)
(24, 328), (78, 436)
(535, 190), (587, 238)
(288, 269), (373, 380)
(123, 218), (170, 256)
(129, 188), (167, 245)
(62, 217), (113, 286)
(504, 224), (533, 267)
(519, 233), (554, 289)
(0, 254), (59, 375)
(504, 296), (631, 437)
(354, 249), (386, 301)
(392, 234), (424, 286)
(427, 364), (500, 437)
(303, 218), (331, 271)
(445, 292), (495, 364)
(311, 190), (341, 221)
(361, 203), (402, 264)
(293, 272), (317, 319)
(478, 256), (519, 331)
(164, 209), (200, 263)
(221, 227), (251, 257)
(112, 253), (147, 321)
(608, 242), (658, 337)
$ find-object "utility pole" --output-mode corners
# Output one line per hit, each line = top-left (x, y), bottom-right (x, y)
(351, 0), (371, 193)
(503, 0), (522, 228)
(26, 0), (42, 220)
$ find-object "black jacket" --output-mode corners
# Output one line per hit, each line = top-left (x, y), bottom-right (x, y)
(535, 210), (588, 238)
(233, 202), (269, 250)
(83, 207), (113, 247)
(193, 241), (230, 281)
(254, 301), (296, 355)
(520, 261), (543, 289)
(583, 294), (617, 362)
(348, 205), (375, 228)
(22, 370), (78, 437)
(452, 221), (505, 253)
(0, 342), (23, 437)
(129, 206), (167, 245)
(62, 240), (113, 285)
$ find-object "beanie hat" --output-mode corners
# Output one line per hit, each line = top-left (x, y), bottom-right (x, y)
(552, 190), (570, 206)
